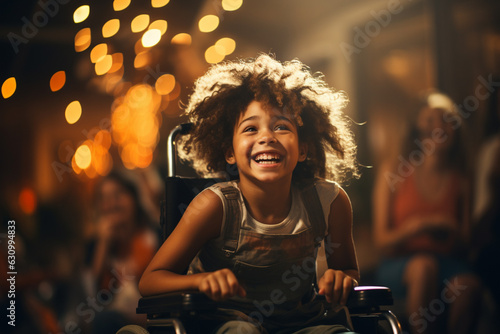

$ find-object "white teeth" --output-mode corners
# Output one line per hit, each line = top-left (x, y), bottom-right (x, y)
(254, 153), (281, 163)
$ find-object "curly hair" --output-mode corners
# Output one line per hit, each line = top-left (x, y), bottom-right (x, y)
(180, 54), (359, 183)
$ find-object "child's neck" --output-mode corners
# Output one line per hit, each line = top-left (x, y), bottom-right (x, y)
(238, 177), (292, 225)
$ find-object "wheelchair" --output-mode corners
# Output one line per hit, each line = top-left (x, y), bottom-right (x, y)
(118, 123), (402, 334)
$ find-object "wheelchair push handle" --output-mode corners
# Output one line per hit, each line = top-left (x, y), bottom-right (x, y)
(167, 123), (193, 177)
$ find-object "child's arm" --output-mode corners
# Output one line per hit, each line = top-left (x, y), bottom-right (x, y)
(138, 189), (246, 300)
(317, 187), (360, 306)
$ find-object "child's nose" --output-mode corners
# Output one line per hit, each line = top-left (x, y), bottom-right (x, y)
(258, 129), (277, 144)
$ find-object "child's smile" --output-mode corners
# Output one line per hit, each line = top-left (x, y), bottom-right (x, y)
(226, 100), (307, 185)
(252, 151), (282, 165)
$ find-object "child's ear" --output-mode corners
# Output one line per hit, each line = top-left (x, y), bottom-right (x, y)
(298, 143), (308, 162)
(225, 149), (236, 164)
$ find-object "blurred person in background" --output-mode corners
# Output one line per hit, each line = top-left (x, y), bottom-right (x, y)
(84, 170), (159, 334)
(372, 92), (482, 334)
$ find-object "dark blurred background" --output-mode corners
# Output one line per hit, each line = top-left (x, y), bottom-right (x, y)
(0, 0), (499, 333)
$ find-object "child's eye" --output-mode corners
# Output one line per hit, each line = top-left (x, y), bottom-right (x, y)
(243, 126), (257, 133)
(274, 124), (289, 131)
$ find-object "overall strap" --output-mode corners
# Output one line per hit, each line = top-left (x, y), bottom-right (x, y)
(220, 186), (241, 255)
(219, 181), (326, 254)
(298, 180), (326, 245)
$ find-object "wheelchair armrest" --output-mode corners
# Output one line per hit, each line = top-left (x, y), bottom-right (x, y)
(136, 291), (216, 315)
(346, 286), (394, 312)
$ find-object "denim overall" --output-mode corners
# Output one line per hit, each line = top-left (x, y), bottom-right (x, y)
(188, 180), (351, 333)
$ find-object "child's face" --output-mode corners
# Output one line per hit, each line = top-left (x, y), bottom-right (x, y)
(226, 100), (307, 185)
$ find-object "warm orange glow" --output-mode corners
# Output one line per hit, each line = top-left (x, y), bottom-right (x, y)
(71, 155), (82, 174)
(121, 144), (153, 170)
(215, 37), (236, 55)
(222, 0), (243, 11)
(104, 71), (124, 94)
(151, 0), (170, 8)
(65, 101), (82, 124)
(95, 55), (113, 75)
(75, 144), (92, 169)
(102, 19), (120, 38)
(73, 5), (90, 24)
(19, 187), (37, 215)
(171, 33), (191, 45)
(155, 74), (175, 95)
(111, 84), (162, 169)
(84, 165), (98, 178)
(142, 29), (161, 47)
(94, 150), (113, 176)
(205, 45), (225, 64)
(134, 51), (152, 69)
(131, 14), (150, 33)
(94, 130), (112, 149)
(108, 53), (123, 73)
(113, 0), (131, 11)
(149, 20), (167, 35)
(90, 43), (108, 63)
(91, 135), (113, 177)
(198, 15), (219, 33)
(166, 82), (181, 101)
(74, 28), (91, 52)
(50, 71), (66, 92)
(1, 77), (16, 99)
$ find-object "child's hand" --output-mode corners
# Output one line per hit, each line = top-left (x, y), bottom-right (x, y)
(317, 269), (358, 306)
(198, 269), (247, 301)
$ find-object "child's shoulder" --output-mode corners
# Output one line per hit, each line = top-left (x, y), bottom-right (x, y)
(205, 180), (239, 193)
(200, 180), (240, 203)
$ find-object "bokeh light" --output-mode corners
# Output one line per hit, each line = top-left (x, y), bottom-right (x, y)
(102, 19), (120, 38)
(171, 33), (191, 45)
(155, 74), (176, 95)
(75, 144), (92, 169)
(50, 71), (66, 92)
(113, 0), (131, 11)
(95, 55), (113, 75)
(111, 84), (162, 169)
(151, 0), (170, 8)
(215, 37), (236, 55)
(131, 14), (150, 33)
(74, 28), (91, 52)
(205, 45), (225, 63)
(149, 20), (167, 35)
(198, 15), (219, 33)
(142, 29), (162, 47)
(19, 187), (37, 215)
(90, 43), (108, 63)
(165, 82), (181, 101)
(1, 77), (17, 99)
(222, 0), (243, 11)
(134, 51), (152, 69)
(108, 53), (124, 73)
(73, 5), (90, 24)
(94, 130), (112, 150)
(65, 101), (82, 124)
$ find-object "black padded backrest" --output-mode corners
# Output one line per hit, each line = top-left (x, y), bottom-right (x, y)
(161, 176), (221, 241)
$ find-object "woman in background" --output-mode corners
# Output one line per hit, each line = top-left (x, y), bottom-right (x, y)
(372, 92), (482, 334)
(86, 171), (159, 334)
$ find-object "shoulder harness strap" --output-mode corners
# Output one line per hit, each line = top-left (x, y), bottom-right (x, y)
(298, 179), (326, 246)
(220, 186), (241, 255)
